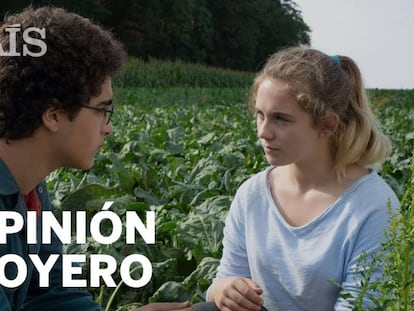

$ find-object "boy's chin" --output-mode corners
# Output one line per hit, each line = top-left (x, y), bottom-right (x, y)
(68, 160), (95, 171)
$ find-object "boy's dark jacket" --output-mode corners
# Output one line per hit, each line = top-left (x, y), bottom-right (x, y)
(0, 159), (101, 311)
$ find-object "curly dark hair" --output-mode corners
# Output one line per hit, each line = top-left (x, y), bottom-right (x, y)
(0, 6), (126, 139)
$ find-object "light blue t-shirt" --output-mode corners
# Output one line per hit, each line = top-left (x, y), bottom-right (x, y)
(209, 167), (399, 310)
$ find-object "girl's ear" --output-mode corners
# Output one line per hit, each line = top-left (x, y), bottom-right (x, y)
(319, 112), (340, 138)
(326, 112), (340, 133)
(322, 112), (339, 133)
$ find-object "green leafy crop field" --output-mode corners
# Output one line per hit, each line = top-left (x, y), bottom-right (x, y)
(47, 61), (414, 310)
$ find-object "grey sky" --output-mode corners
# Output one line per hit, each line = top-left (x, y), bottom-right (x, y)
(294, 0), (414, 89)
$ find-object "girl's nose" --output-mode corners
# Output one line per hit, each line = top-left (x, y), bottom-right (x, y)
(257, 119), (273, 140)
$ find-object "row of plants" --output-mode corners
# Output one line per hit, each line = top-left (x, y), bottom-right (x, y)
(114, 58), (254, 88)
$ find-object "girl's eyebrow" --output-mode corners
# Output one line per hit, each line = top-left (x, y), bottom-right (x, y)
(269, 111), (292, 119)
(255, 108), (293, 119)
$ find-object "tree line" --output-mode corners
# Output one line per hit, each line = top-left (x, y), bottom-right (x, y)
(0, 0), (310, 71)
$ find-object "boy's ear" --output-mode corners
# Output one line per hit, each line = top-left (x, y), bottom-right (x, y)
(42, 107), (65, 132)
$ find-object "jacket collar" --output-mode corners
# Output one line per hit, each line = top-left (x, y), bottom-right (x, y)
(0, 158), (20, 195)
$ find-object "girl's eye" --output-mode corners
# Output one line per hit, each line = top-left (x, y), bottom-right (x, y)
(275, 115), (288, 122)
(255, 110), (291, 124)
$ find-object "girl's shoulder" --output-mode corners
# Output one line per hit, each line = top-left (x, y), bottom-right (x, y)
(237, 166), (273, 191)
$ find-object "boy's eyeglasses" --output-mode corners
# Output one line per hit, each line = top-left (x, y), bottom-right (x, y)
(81, 105), (113, 124)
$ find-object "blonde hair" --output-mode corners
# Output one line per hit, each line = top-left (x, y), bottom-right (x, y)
(249, 47), (391, 179)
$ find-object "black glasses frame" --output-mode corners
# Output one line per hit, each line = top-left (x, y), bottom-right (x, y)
(81, 105), (114, 124)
